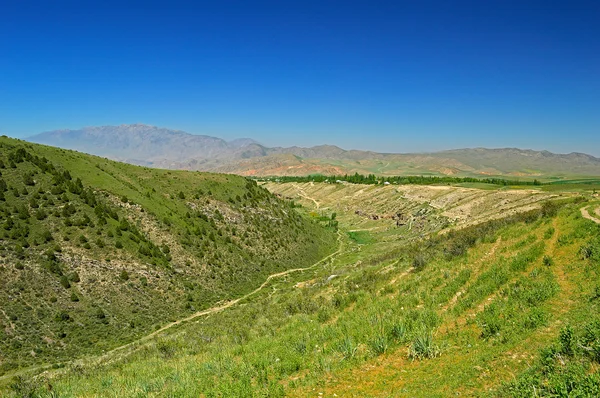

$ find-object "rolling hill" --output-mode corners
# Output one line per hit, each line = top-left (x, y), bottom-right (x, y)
(0, 136), (336, 377)
(27, 124), (600, 179)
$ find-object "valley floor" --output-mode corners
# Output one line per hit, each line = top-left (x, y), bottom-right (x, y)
(4, 183), (600, 397)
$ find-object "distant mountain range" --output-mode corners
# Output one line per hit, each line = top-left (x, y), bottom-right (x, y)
(27, 124), (600, 179)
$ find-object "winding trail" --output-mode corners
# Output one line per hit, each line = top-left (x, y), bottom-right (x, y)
(292, 183), (321, 209)
(0, 230), (345, 383)
(105, 230), (343, 354)
(581, 206), (600, 224)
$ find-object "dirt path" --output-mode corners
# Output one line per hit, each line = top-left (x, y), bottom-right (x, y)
(292, 183), (321, 209)
(581, 206), (600, 224)
(1, 230), (345, 383)
(348, 227), (380, 232)
(112, 230), (343, 349)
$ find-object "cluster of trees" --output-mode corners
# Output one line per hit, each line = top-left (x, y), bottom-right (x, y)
(266, 173), (542, 187)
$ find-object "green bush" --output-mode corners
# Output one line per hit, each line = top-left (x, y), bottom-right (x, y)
(59, 275), (71, 289)
(119, 270), (129, 281)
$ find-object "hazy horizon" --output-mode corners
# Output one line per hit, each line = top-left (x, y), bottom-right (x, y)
(18, 122), (600, 158)
(1, 1), (599, 155)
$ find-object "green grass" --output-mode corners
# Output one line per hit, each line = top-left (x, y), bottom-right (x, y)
(2, 155), (599, 396)
(4, 194), (597, 396)
(347, 230), (375, 244)
(0, 137), (337, 377)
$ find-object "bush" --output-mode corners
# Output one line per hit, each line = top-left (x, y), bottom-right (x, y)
(119, 270), (129, 281)
(69, 272), (80, 283)
(59, 275), (71, 289)
(541, 201), (560, 218)
(55, 311), (70, 322)
(560, 326), (575, 356)
(9, 376), (39, 397)
(412, 253), (428, 270)
(157, 341), (177, 359)
(40, 230), (53, 243)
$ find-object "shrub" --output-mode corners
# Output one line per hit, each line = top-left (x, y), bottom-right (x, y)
(541, 201), (559, 217)
(69, 272), (80, 283)
(559, 326), (575, 356)
(119, 270), (129, 281)
(55, 311), (70, 321)
(59, 275), (71, 289)
(412, 253), (427, 270)
(157, 341), (177, 359)
(40, 230), (53, 243)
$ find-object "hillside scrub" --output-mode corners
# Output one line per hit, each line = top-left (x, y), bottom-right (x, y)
(0, 137), (336, 374)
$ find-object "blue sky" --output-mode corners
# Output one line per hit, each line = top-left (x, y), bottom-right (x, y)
(1, 0), (599, 155)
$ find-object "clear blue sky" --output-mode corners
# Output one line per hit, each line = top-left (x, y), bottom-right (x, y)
(1, 0), (599, 155)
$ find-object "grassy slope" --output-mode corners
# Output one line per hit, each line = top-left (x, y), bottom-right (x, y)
(5, 178), (599, 396)
(0, 138), (336, 377)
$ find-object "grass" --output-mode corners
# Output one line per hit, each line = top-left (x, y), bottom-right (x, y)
(0, 137), (337, 377)
(2, 166), (600, 396)
(347, 230), (375, 244)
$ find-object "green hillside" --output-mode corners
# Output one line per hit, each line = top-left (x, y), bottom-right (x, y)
(2, 140), (600, 397)
(0, 137), (336, 376)
(6, 191), (600, 397)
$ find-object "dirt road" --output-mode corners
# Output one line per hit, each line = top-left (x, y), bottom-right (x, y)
(581, 206), (600, 224)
